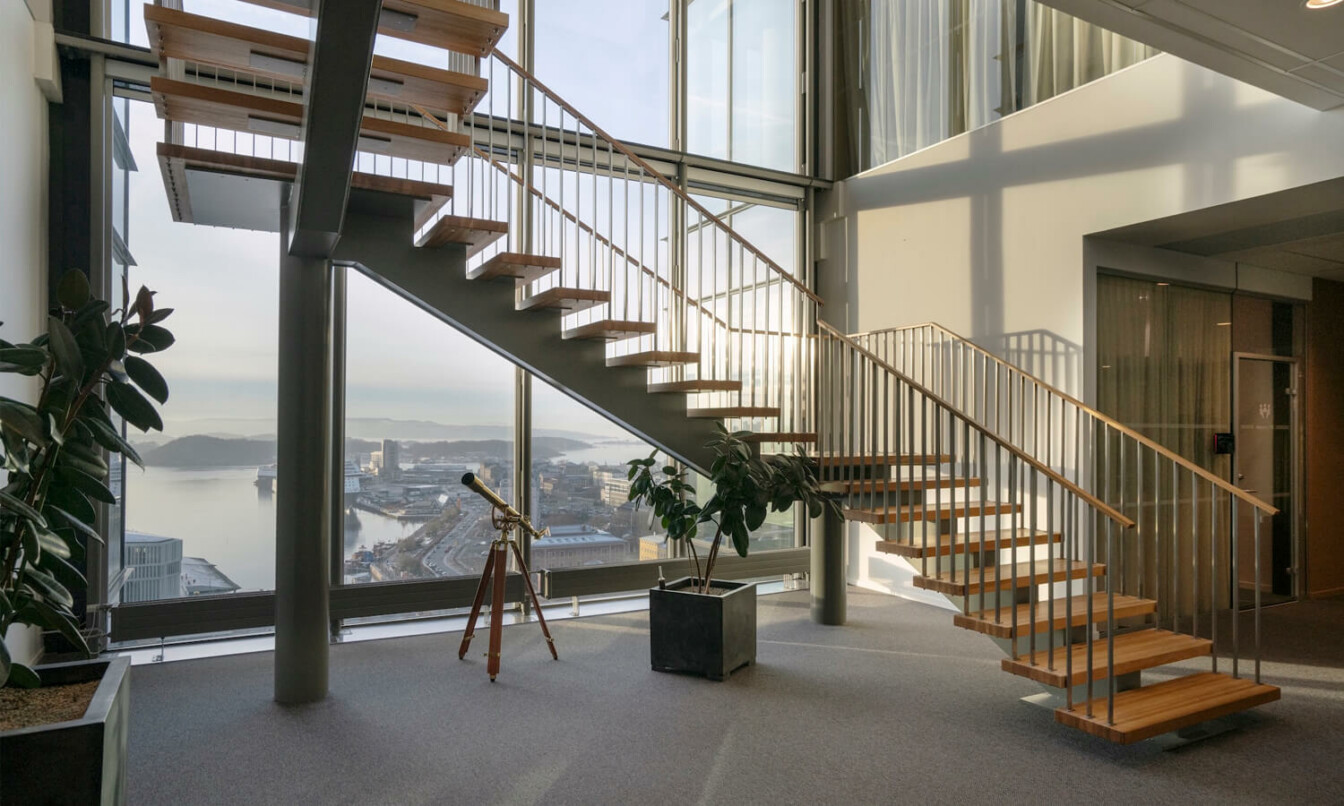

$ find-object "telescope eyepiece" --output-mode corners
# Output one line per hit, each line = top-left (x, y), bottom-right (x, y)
(461, 472), (477, 487)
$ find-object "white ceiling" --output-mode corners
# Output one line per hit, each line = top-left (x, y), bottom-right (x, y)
(1038, 0), (1344, 109)
(1095, 177), (1344, 283)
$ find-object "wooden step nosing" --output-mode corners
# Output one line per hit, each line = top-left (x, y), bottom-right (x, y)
(1001, 631), (1213, 688)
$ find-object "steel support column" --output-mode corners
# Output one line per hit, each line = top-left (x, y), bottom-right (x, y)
(275, 199), (334, 704)
(810, 503), (846, 625)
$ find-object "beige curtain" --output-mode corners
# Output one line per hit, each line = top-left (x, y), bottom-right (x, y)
(1024, 7), (1157, 106)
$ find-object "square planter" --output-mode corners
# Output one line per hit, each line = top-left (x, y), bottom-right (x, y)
(649, 577), (756, 681)
(1, 655), (131, 806)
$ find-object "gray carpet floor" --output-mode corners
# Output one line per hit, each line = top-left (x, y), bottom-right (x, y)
(126, 589), (1344, 806)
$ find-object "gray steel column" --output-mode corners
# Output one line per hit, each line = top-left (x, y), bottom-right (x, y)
(275, 199), (334, 704)
(328, 265), (347, 634)
(810, 504), (846, 625)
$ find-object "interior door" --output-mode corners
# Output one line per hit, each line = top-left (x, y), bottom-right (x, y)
(1232, 354), (1298, 605)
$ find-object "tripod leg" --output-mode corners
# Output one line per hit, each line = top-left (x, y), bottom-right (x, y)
(510, 540), (558, 660)
(459, 547), (495, 660)
(487, 541), (507, 681)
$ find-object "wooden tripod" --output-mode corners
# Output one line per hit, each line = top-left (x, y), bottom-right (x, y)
(457, 511), (557, 681)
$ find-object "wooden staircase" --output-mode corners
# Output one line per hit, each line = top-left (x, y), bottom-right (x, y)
(818, 323), (1282, 745)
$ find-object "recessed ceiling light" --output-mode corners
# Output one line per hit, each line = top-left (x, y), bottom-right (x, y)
(1306, 0), (1343, 9)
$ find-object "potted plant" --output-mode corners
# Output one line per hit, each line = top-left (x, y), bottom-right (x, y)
(627, 424), (836, 680)
(1, 270), (173, 805)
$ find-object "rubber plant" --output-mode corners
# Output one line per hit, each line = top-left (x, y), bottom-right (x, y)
(627, 423), (838, 595)
(0, 270), (173, 688)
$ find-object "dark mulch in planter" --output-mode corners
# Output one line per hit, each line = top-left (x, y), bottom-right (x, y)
(0, 679), (97, 731)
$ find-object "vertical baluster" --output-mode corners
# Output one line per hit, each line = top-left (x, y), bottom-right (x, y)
(1254, 507), (1262, 684)
(1065, 492), (1075, 712)
(1172, 460), (1180, 635)
(978, 430), (987, 619)
(1211, 483), (1218, 673)
(1107, 515), (1116, 726)
(1232, 498), (1240, 678)
(1191, 467), (1199, 641)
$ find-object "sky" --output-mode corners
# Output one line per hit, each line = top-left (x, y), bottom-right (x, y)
(119, 0), (796, 444)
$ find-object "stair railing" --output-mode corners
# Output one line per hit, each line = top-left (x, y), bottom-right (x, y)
(852, 323), (1278, 687)
(414, 48), (821, 439)
(817, 321), (1141, 722)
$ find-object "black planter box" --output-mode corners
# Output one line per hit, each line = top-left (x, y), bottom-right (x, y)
(0, 656), (131, 805)
(649, 577), (756, 681)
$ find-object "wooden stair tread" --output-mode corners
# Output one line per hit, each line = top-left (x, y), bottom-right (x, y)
(844, 500), (1018, 524)
(912, 559), (1104, 596)
(953, 594), (1157, 638)
(741, 432), (817, 444)
(415, 214), (508, 256)
(606, 351), (700, 368)
(647, 379), (742, 393)
(150, 77), (469, 165)
(465, 252), (561, 283)
(686, 407), (780, 419)
(146, 6), (488, 117)
(157, 143), (451, 225)
(1055, 672), (1280, 744)
(823, 476), (981, 494)
(875, 528), (1060, 559)
(240, 0), (508, 56)
(562, 320), (656, 340)
(1002, 628), (1212, 688)
(516, 287), (610, 313)
(816, 454), (951, 468)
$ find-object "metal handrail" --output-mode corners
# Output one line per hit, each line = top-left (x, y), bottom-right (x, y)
(488, 48), (822, 306)
(818, 322), (1133, 528)
(860, 322), (1278, 516)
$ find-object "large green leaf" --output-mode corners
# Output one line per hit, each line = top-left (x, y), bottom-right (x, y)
(0, 399), (45, 445)
(36, 527), (72, 559)
(37, 550), (85, 592)
(56, 270), (91, 311)
(0, 489), (46, 528)
(125, 324), (175, 354)
(46, 506), (103, 545)
(45, 484), (96, 527)
(57, 466), (116, 505)
(0, 346), (48, 375)
(23, 567), (73, 608)
(0, 637), (10, 688)
(47, 316), (83, 382)
(24, 597), (89, 657)
(124, 356), (169, 404)
(85, 417), (142, 467)
(106, 381), (162, 432)
(7, 661), (40, 689)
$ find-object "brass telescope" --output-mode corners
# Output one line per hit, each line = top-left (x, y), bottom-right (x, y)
(460, 472), (547, 539)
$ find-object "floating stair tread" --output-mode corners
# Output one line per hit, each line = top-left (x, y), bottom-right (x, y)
(816, 454), (951, 468)
(1055, 672), (1280, 744)
(150, 77), (469, 165)
(876, 528), (1059, 559)
(824, 476), (981, 494)
(1002, 629), (1212, 688)
(912, 559), (1104, 596)
(157, 143), (451, 225)
(517, 287), (610, 313)
(953, 593), (1157, 638)
(146, 6), (488, 116)
(606, 351), (700, 368)
(647, 379), (743, 393)
(415, 214), (508, 256)
(562, 320), (656, 341)
(240, 0), (508, 56)
(687, 407), (781, 419)
(465, 252), (561, 283)
(844, 500), (1018, 524)
(741, 432), (817, 444)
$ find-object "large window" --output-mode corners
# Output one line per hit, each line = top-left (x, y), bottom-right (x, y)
(342, 272), (516, 584)
(688, 0), (799, 171)
(122, 100), (279, 601)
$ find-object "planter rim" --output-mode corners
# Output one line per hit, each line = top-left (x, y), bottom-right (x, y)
(1, 655), (130, 738)
(657, 577), (756, 597)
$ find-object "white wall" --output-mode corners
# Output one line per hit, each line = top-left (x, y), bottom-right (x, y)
(821, 53), (1344, 596)
(1, 0), (54, 669)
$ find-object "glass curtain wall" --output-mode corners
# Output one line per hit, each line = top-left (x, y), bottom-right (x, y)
(845, 0), (1157, 170)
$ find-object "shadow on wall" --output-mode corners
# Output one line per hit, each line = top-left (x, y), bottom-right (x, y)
(976, 329), (1081, 392)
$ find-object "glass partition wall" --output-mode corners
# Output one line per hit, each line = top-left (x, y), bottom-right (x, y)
(97, 0), (813, 645)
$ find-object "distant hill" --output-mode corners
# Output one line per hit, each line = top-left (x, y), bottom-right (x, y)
(138, 435), (591, 467)
(140, 436), (277, 468)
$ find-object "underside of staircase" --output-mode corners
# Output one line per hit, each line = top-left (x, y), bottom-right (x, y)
(142, 0), (1280, 746)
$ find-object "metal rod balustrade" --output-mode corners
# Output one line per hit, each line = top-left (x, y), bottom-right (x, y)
(852, 322), (1278, 698)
